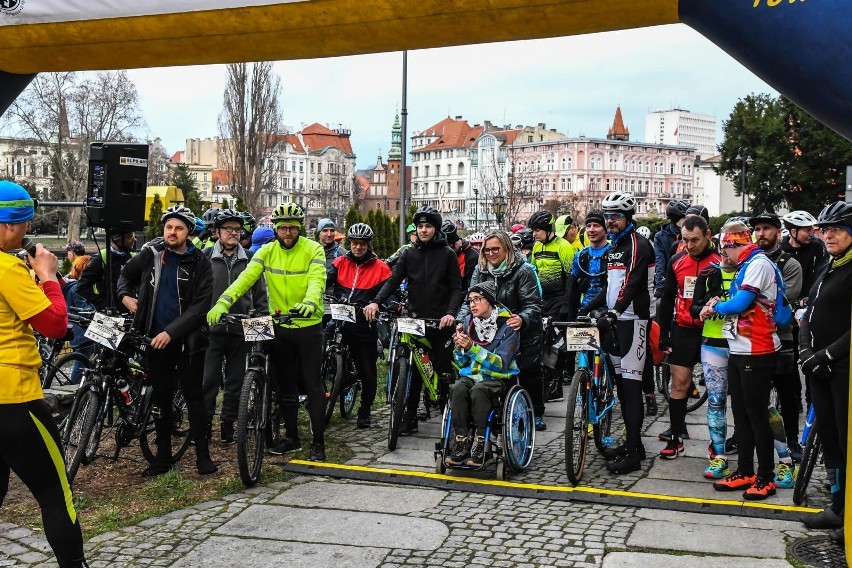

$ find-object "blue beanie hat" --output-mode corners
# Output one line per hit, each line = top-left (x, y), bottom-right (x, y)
(249, 227), (275, 253)
(316, 218), (335, 233)
(0, 181), (35, 223)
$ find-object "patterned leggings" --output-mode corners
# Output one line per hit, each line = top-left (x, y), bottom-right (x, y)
(701, 343), (728, 457)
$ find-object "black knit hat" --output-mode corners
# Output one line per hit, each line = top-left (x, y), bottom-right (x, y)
(468, 280), (497, 307)
(584, 211), (605, 227)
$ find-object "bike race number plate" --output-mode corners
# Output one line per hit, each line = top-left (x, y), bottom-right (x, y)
(563, 326), (601, 351)
(84, 312), (126, 350)
(330, 303), (357, 323)
(397, 317), (426, 336)
(242, 316), (275, 342)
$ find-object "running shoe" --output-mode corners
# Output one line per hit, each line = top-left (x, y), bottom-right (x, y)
(713, 471), (756, 491)
(704, 457), (730, 480)
(724, 436), (738, 455)
(775, 463), (795, 489)
(658, 425), (690, 441)
(535, 416), (547, 431)
(445, 436), (470, 466)
(466, 436), (486, 467)
(743, 476), (777, 500)
(268, 437), (302, 455)
(659, 438), (684, 460)
(788, 440), (804, 463)
(606, 452), (641, 475)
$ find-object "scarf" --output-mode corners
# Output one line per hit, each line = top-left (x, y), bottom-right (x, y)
(832, 245), (852, 268)
(488, 259), (510, 277)
(472, 308), (499, 344)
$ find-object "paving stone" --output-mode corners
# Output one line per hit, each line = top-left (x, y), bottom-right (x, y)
(602, 552), (791, 567)
(634, 507), (803, 530)
(171, 537), (388, 567)
(271, 481), (445, 514)
(216, 504), (448, 550)
(627, 520), (786, 557)
(375, 448), (435, 467)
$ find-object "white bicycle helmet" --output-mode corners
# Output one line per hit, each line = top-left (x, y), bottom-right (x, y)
(161, 205), (196, 232)
(468, 232), (485, 244)
(636, 226), (651, 239)
(782, 210), (818, 229)
(602, 192), (636, 214)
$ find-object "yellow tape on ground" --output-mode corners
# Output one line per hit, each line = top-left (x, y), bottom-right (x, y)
(289, 459), (821, 514)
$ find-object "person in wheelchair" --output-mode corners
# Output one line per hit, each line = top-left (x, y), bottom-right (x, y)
(446, 281), (520, 467)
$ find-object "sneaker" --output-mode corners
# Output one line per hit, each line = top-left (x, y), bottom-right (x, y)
(220, 421), (235, 445)
(802, 507), (844, 529)
(606, 452), (641, 475)
(713, 471), (756, 492)
(775, 463), (795, 489)
(658, 425), (690, 441)
(268, 437), (302, 455)
(547, 385), (564, 403)
(445, 436), (470, 466)
(830, 527), (845, 546)
(602, 444), (646, 461)
(399, 420), (419, 436)
(724, 436), (738, 455)
(535, 416), (547, 431)
(356, 416), (372, 429)
(308, 443), (326, 462)
(659, 438), (684, 460)
(743, 476), (777, 500)
(466, 436), (486, 467)
(645, 393), (658, 416)
(704, 457), (731, 480)
(788, 440), (804, 463)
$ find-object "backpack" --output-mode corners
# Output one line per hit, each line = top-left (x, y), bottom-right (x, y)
(735, 254), (793, 329)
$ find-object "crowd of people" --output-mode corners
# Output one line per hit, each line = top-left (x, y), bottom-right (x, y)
(1, 173), (850, 565)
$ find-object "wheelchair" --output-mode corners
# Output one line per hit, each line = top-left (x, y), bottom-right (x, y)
(433, 379), (535, 480)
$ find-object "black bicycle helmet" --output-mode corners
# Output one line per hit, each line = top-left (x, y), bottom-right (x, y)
(815, 201), (852, 228)
(685, 204), (710, 223)
(666, 199), (689, 222)
(517, 228), (535, 249)
(213, 208), (243, 229)
(412, 205), (442, 228)
(528, 210), (554, 231)
(347, 222), (374, 241)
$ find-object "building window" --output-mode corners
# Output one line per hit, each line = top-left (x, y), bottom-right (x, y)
(458, 162), (465, 175)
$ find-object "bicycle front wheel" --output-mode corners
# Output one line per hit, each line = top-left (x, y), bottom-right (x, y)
(387, 351), (410, 451)
(565, 369), (590, 485)
(62, 387), (101, 484)
(42, 352), (92, 389)
(237, 370), (266, 487)
(322, 352), (344, 425)
(140, 388), (192, 464)
(793, 425), (821, 506)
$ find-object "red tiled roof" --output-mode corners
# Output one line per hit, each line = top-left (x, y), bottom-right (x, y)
(355, 175), (370, 199)
(608, 106), (630, 139)
(169, 150), (184, 163)
(487, 129), (523, 146)
(300, 122), (353, 154)
(413, 117), (484, 153)
(212, 169), (232, 186)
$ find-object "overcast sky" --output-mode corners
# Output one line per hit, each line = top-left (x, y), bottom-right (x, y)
(128, 23), (776, 170)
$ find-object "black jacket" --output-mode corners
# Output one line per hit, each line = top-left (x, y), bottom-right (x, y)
(456, 255), (542, 369)
(77, 247), (133, 311)
(374, 233), (463, 319)
(781, 236), (828, 302)
(116, 243), (213, 355)
(205, 242), (267, 336)
(800, 253), (852, 368)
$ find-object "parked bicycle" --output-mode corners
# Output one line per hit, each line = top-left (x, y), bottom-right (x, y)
(220, 311), (301, 487)
(560, 316), (618, 485)
(793, 405), (821, 505)
(384, 309), (453, 451)
(657, 358), (708, 413)
(321, 297), (363, 425)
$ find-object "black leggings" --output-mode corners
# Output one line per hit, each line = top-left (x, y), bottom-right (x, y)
(0, 400), (86, 567)
(342, 328), (379, 418)
(271, 324), (326, 445)
(728, 353), (778, 479)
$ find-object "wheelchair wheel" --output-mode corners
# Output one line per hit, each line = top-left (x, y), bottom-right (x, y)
(501, 385), (535, 473)
(565, 369), (589, 486)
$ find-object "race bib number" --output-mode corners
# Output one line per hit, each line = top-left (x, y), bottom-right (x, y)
(397, 318), (426, 336)
(683, 276), (697, 299)
(722, 315), (738, 339)
(564, 326), (601, 352)
(241, 316), (275, 342)
(84, 313), (126, 350)
(329, 303), (357, 323)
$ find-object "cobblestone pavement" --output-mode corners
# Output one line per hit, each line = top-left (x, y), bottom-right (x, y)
(0, 386), (835, 567)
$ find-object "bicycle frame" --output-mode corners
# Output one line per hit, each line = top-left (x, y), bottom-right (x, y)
(577, 349), (616, 426)
(397, 330), (441, 404)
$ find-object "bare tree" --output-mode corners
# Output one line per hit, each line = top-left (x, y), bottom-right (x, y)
(147, 138), (170, 186)
(505, 148), (545, 224)
(7, 71), (144, 239)
(218, 62), (284, 216)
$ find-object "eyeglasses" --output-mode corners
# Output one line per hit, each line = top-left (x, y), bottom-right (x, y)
(603, 213), (624, 221)
(468, 296), (487, 305)
(482, 246), (502, 255)
(219, 226), (241, 234)
(818, 225), (848, 236)
(276, 226), (300, 233)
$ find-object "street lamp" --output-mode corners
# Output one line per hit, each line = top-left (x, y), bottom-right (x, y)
(472, 187), (479, 231)
(735, 148), (754, 214)
(492, 194), (507, 228)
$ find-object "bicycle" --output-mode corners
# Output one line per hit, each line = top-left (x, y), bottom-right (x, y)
(220, 311), (299, 487)
(321, 297), (363, 425)
(793, 405), (821, 506)
(385, 310), (453, 451)
(560, 316), (618, 485)
(658, 357), (708, 413)
(41, 309), (97, 390)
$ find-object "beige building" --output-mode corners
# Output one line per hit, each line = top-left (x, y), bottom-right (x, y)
(0, 136), (55, 199)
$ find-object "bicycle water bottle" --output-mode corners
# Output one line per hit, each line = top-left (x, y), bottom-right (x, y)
(116, 378), (135, 406)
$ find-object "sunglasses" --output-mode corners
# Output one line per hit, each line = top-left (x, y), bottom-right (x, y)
(603, 213), (624, 221)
